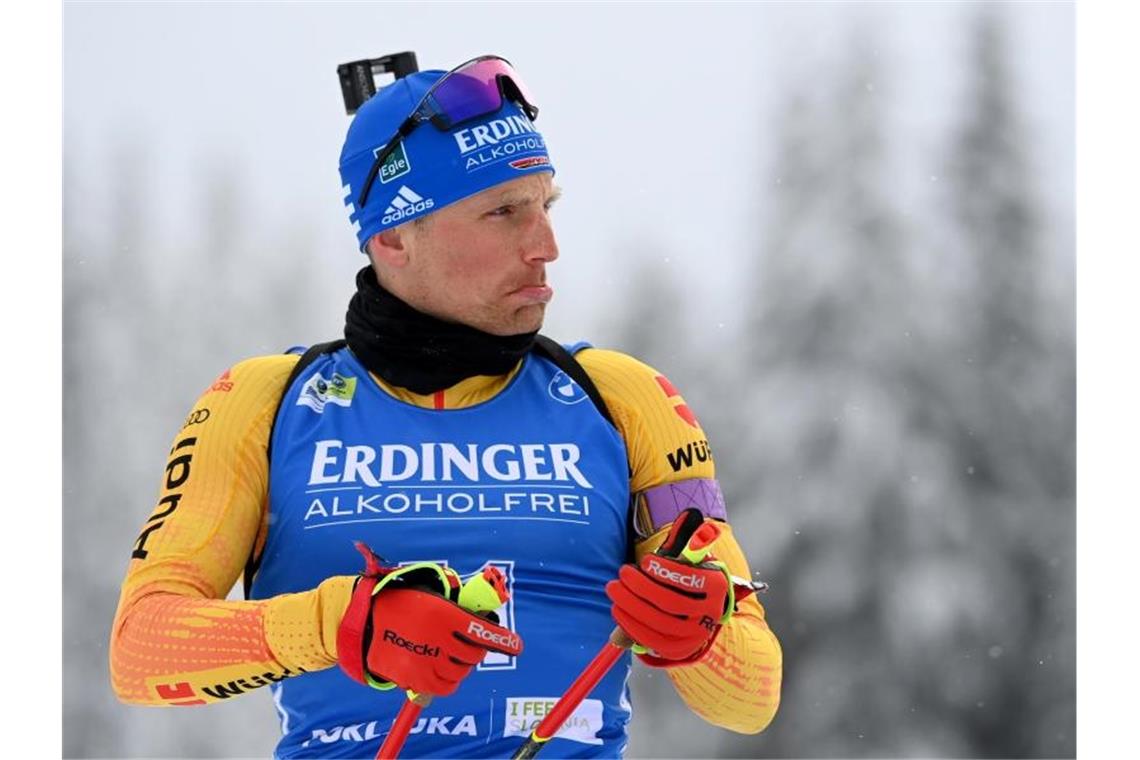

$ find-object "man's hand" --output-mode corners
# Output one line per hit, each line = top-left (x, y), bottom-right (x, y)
(365, 587), (521, 695)
(337, 543), (523, 696)
(605, 552), (730, 664)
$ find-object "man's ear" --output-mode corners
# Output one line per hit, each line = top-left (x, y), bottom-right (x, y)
(367, 227), (410, 268)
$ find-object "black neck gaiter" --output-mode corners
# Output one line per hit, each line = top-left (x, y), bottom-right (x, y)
(344, 266), (538, 395)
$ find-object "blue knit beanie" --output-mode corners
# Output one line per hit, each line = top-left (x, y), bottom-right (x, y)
(338, 70), (554, 252)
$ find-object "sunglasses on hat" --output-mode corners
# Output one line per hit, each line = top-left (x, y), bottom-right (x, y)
(357, 55), (540, 210)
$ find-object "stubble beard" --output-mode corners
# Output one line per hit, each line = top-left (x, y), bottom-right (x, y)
(477, 303), (546, 337)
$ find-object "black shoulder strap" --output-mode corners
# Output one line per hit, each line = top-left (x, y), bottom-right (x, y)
(533, 335), (635, 561)
(243, 339), (346, 600)
(266, 339), (348, 466)
(532, 334), (617, 430)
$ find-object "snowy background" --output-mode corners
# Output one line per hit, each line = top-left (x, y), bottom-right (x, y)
(64, 2), (1074, 757)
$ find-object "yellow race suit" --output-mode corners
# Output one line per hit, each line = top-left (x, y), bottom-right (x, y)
(110, 347), (782, 734)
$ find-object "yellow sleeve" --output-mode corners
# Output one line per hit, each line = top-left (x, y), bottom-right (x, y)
(109, 355), (357, 706)
(578, 349), (783, 733)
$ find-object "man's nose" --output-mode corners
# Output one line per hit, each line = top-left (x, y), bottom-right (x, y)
(522, 212), (559, 264)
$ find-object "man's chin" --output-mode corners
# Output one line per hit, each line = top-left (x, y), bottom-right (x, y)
(481, 304), (546, 337)
(515, 304), (547, 334)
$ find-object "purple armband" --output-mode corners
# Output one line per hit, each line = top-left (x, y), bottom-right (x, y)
(633, 478), (727, 538)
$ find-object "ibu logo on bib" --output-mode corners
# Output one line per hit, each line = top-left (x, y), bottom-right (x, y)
(297, 372), (357, 414)
(547, 371), (587, 405)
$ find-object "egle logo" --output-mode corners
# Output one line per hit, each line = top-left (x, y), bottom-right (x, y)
(377, 141), (412, 184)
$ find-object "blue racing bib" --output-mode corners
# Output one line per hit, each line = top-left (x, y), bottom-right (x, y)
(250, 345), (632, 758)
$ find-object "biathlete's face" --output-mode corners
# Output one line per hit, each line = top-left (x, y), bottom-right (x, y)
(370, 173), (562, 336)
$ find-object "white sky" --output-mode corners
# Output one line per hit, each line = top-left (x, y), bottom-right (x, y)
(8, 2), (1140, 758)
(21, 2), (1114, 756)
(63, 1), (1073, 342)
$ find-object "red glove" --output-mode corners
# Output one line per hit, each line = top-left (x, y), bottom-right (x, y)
(338, 544), (523, 696)
(605, 552), (730, 665)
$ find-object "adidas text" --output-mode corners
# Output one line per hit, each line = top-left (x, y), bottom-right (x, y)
(382, 186), (434, 225)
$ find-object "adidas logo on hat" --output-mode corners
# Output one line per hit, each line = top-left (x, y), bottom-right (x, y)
(384, 185), (423, 214)
(381, 185), (436, 225)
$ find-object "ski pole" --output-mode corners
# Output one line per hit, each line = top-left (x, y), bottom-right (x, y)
(510, 509), (720, 759)
(376, 565), (510, 760)
(511, 571), (768, 759)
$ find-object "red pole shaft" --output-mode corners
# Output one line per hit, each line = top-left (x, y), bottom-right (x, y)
(530, 640), (626, 742)
(376, 699), (424, 760)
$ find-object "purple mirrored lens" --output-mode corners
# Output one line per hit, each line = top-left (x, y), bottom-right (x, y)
(428, 58), (536, 127)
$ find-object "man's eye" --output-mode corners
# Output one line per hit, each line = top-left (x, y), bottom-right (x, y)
(489, 206), (513, 217)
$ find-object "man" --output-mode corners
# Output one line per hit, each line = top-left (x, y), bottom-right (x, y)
(110, 54), (782, 758)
